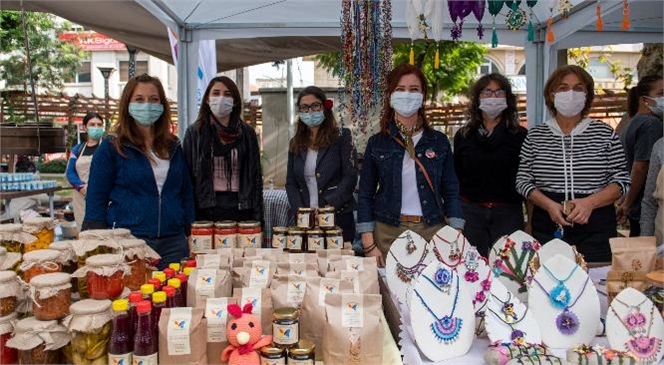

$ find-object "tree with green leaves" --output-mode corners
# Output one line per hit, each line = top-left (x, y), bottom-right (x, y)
(314, 40), (486, 103)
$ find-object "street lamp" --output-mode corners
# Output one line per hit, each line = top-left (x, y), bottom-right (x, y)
(97, 67), (115, 122)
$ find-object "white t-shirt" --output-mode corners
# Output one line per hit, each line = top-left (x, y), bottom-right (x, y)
(304, 148), (319, 208)
(150, 151), (170, 195)
(401, 131), (423, 216)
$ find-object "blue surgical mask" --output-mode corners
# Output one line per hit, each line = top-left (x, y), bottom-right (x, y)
(646, 96), (664, 117)
(128, 102), (164, 126)
(87, 127), (104, 139)
(300, 111), (325, 127)
(390, 91), (423, 117)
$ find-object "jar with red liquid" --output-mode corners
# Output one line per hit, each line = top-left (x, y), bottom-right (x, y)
(133, 300), (158, 365)
(238, 221), (262, 248)
(164, 268), (176, 280)
(0, 313), (17, 365)
(189, 221), (214, 253)
(176, 273), (188, 306)
(163, 285), (177, 308)
(128, 291), (142, 339)
(151, 291), (166, 337)
(81, 254), (129, 300)
(167, 278), (183, 307)
(141, 284), (155, 301)
(147, 278), (162, 292)
(108, 299), (132, 365)
(214, 221), (238, 248)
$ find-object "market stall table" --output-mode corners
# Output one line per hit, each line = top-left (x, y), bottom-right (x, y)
(0, 186), (68, 219)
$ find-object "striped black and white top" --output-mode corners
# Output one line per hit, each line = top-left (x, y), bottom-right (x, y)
(516, 118), (630, 200)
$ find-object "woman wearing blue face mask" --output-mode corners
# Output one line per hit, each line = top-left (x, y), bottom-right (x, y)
(516, 65), (630, 262)
(286, 86), (358, 243)
(66, 112), (106, 230)
(357, 64), (464, 267)
(83, 74), (195, 269)
(616, 75), (664, 236)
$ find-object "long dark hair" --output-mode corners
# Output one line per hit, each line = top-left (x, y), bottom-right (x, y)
(82, 112), (104, 127)
(627, 75), (663, 118)
(289, 86), (339, 153)
(461, 73), (520, 137)
(195, 76), (244, 129)
(379, 64), (430, 135)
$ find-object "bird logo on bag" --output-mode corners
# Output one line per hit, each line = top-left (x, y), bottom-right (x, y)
(211, 308), (225, 318)
(346, 302), (359, 312)
(254, 265), (266, 275)
(173, 320), (187, 329)
(323, 284), (336, 293)
(292, 282), (303, 291)
(200, 275), (213, 284)
(245, 297), (259, 307)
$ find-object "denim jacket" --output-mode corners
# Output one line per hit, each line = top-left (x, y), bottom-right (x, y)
(357, 124), (464, 233)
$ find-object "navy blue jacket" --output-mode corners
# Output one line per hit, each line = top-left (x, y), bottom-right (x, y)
(286, 127), (358, 215)
(83, 136), (195, 238)
(357, 124), (464, 232)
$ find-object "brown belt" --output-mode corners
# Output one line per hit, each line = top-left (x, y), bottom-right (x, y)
(400, 214), (423, 224)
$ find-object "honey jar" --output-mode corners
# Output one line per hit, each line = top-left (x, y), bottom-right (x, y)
(296, 208), (315, 229)
(22, 218), (55, 252)
(306, 229), (324, 252)
(287, 228), (305, 252)
(317, 207), (335, 228)
(215, 221), (238, 248)
(287, 340), (315, 365)
(260, 345), (286, 364)
(272, 227), (288, 249)
(29, 272), (72, 321)
(324, 228), (343, 249)
(0, 271), (19, 316)
(190, 221), (214, 253)
(238, 221), (262, 248)
(20, 249), (62, 283)
(272, 307), (299, 348)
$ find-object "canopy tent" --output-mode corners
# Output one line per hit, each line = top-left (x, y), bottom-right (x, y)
(4, 0), (663, 136)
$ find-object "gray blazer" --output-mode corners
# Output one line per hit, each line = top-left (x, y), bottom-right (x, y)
(286, 127), (358, 215)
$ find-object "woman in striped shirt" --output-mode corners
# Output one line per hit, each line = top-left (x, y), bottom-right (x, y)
(516, 65), (630, 262)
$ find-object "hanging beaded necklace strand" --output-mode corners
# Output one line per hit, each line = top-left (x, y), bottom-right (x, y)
(488, 292), (529, 344)
(541, 264), (579, 310)
(389, 246), (430, 283)
(433, 231), (467, 267)
(413, 268), (464, 344)
(533, 274), (590, 336)
(609, 299), (662, 363)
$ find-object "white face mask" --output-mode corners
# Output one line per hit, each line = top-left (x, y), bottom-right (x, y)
(390, 91), (423, 118)
(554, 90), (586, 117)
(646, 96), (664, 117)
(209, 96), (234, 118)
(479, 97), (508, 118)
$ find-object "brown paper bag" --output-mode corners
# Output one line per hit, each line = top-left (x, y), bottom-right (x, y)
(275, 262), (319, 277)
(232, 259), (276, 288)
(329, 256), (378, 273)
(278, 252), (319, 264)
(610, 236), (657, 272)
(204, 297), (237, 365)
(186, 268), (232, 308)
(233, 287), (273, 336)
(606, 270), (649, 304)
(316, 250), (355, 276)
(326, 267), (380, 295)
(301, 277), (355, 360)
(196, 253), (232, 270)
(158, 307), (208, 364)
(243, 248), (283, 260)
(270, 274), (308, 309)
(323, 293), (383, 365)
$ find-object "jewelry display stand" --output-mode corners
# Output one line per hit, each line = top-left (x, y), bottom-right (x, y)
(456, 246), (492, 333)
(530, 239), (588, 276)
(409, 260), (475, 362)
(606, 287), (664, 364)
(529, 255), (600, 349)
(486, 279), (542, 345)
(386, 229), (435, 305)
(489, 230), (540, 303)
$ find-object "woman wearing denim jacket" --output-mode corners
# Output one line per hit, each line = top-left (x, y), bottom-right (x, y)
(357, 64), (464, 266)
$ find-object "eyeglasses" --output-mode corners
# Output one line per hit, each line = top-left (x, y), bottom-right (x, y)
(555, 85), (586, 93)
(480, 89), (506, 98)
(298, 102), (323, 113)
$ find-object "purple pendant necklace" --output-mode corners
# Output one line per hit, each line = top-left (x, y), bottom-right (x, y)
(413, 267), (463, 343)
(533, 269), (589, 336)
(609, 299), (662, 363)
(488, 291), (529, 345)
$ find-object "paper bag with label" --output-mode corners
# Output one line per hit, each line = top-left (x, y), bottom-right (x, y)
(232, 287), (273, 336)
(232, 259), (275, 288)
(301, 277), (355, 360)
(325, 267), (379, 295)
(606, 270), (649, 304)
(609, 236), (657, 272)
(323, 293), (383, 365)
(158, 307), (207, 364)
(204, 297), (237, 365)
(243, 247), (283, 260)
(270, 274), (308, 309)
(316, 249), (354, 276)
(275, 262), (319, 277)
(278, 252), (318, 264)
(187, 268), (232, 308)
(196, 254), (232, 270)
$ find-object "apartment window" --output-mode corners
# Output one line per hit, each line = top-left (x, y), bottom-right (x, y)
(477, 58), (500, 75)
(588, 58), (613, 79)
(119, 61), (149, 82)
(67, 61), (91, 83)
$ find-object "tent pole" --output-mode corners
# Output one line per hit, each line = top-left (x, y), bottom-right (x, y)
(177, 27), (191, 139)
(287, 59), (294, 139)
(525, 41), (545, 128)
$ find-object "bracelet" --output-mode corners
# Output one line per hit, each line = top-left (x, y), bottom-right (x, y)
(363, 243), (377, 253)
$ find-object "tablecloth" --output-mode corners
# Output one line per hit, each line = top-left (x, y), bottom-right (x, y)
(262, 188), (292, 246)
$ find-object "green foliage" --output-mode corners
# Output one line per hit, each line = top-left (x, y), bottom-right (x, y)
(0, 11), (86, 92)
(37, 158), (67, 174)
(568, 46), (634, 91)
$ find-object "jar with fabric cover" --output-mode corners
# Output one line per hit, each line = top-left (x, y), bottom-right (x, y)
(78, 228), (133, 241)
(0, 313), (18, 365)
(73, 254), (130, 300)
(20, 249), (61, 283)
(63, 299), (112, 365)
(0, 247), (21, 272)
(29, 272), (72, 320)
(6, 316), (70, 364)
(0, 224), (24, 253)
(22, 217), (56, 252)
(0, 271), (20, 316)
(117, 238), (161, 291)
(49, 240), (79, 275)
(70, 239), (120, 298)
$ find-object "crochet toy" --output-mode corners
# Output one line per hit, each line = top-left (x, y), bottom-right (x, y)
(221, 303), (273, 365)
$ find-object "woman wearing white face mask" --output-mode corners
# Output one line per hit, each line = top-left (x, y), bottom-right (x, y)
(616, 75), (664, 236)
(453, 73), (527, 257)
(516, 65), (630, 262)
(183, 76), (264, 224)
(286, 86), (358, 243)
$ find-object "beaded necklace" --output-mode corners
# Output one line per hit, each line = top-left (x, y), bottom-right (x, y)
(389, 247), (430, 283)
(413, 268), (463, 343)
(488, 291), (529, 344)
(432, 231), (466, 267)
(609, 299), (662, 363)
(541, 264), (579, 310)
(533, 274), (589, 336)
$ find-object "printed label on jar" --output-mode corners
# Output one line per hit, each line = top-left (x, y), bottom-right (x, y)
(206, 297), (229, 342)
(167, 307), (192, 355)
(287, 235), (303, 250)
(307, 236), (324, 250)
(297, 214), (310, 228)
(326, 236), (342, 249)
(215, 235), (237, 249)
(241, 287), (263, 314)
(249, 260), (271, 288)
(109, 352), (132, 365)
(318, 212), (334, 227)
(287, 278), (306, 304)
(241, 233), (261, 248)
(190, 235), (213, 252)
(273, 322), (299, 345)
(196, 268), (217, 297)
(260, 357), (286, 365)
(342, 293), (364, 328)
(289, 359), (314, 365)
(132, 352), (158, 365)
(272, 235), (286, 249)
(319, 278), (340, 306)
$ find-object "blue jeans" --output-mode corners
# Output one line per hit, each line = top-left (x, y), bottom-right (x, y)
(141, 234), (189, 270)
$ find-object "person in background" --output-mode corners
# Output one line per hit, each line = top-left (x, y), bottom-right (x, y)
(286, 86), (358, 243)
(454, 73), (528, 257)
(617, 75), (664, 236)
(183, 76), (263, 223)
(66, 112), (105, 230)
(641, 137), (663, 247)
(357, 64), (464, 267)
(83, 74), (194, 269)
(516, 65), (630, 262)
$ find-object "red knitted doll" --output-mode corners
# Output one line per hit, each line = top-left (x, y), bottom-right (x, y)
(221, 303), (273, 365)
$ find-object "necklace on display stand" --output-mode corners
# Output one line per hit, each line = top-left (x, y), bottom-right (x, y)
(609, 299), (663, 363)
(541, 264), (579, 310)
(433, 231), (467, 267)
(389, 247), (430, 283)
(413, 267), (463, 343)
(488, 292), (529, 344)
(533, 272), (590, 336)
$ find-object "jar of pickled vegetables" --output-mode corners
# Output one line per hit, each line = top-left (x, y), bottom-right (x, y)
(215, 221), (238, 248)
(49, 240), (78, 275)
(22, 218), (55, 252)
(238, 221), (262, 248)
(63, 299), (112, 365)
(0, 313), (18, 365)
(117, 239), (159, 291)
(6, 316), (69, 365)
(74, 254), (129, 300)
(0, 271), (19, 316)
(29, 272), (72, 321)
(20, 249), (61, 283)
(0, 224), (23, 254)
(0, 247), (20, 272)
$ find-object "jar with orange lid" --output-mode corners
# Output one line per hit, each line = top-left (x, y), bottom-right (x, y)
(0, 271), (19, 316)
(20, 249), (61, 283)
(73, 254), (130, 300)
(0, 313), (18, 365)
(238, 221), (262, 248)
(215, 221), (238, 248)
(22, 218), (56, 252)
(117, 239), (160, 291)
(190, 221), (214, 253)
(0, 247), (20, 273)
(30, 272), (72, 320)
(6, 316), (69, 365)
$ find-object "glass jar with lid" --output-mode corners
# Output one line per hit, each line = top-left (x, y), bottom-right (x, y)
(297, 208), (315, 229)
(317, 207), (335, 228)
(63, 299), (112, 365)
(20, 249), (62, 283)
(29, 272), (72, 320)
(73, 254), (130, 300)
(287, 228), (306, 252)
(0, 313), (18, 365)
(259, 345), (286, 364)
(324, 228), (343, 249)
(78, 228), (132, 241)
(272, 227), (288, 249)
(0, 271), (19, 316)
(287, 339), (316, 365)
(272, 307), (300, 347)
(645, 270), (664, 316)
(215, 221), (238, 248)
(71, 240), (120, 298)
(117, 238), (160, 291)
(0, 247), (21, 272)
(190, 221), (215, 253)
(49, 240), (78, 275)
(0, 224), (25, 254)
(22, 218), (56, 252)
(6, 316), (69, 364)
(306, 229), (325, 252)
(238, 221), (262, 248)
